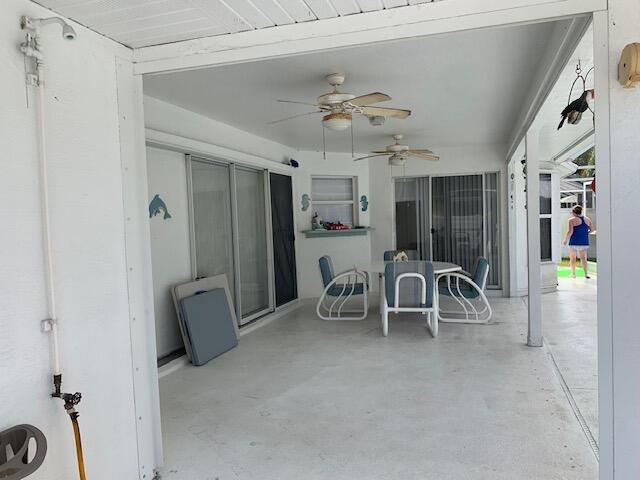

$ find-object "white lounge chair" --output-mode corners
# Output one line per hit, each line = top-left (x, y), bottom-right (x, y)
(381, 261), (437, 337)
(436, 257), (492, 324)
(316, 255), (369, 320)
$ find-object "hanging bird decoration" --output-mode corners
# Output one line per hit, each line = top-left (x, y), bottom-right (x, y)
(557, 89), (594, 130)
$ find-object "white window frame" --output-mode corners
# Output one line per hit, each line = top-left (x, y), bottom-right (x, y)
(539, 172), (553, 263)
(311, 175), (359, 227)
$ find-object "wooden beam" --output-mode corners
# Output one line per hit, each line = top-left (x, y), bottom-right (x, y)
(133, 0), (607, 75)
(525, 128), (543, 347)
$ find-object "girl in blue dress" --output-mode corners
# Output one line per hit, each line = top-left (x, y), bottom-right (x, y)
(562, 205), (593, 278)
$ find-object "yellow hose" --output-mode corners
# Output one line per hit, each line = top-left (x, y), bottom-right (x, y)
(70, 414), (87, 480)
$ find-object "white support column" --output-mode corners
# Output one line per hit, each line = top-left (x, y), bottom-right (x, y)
(594, 3), (640, 478)
(525, 128), (542, 347)
(115, 59), (163, 476)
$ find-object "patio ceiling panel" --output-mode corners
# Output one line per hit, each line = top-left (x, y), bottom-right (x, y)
(329, 0), (361, 15)
(32, 0), (433, 48)
(303, 0), (338, 19)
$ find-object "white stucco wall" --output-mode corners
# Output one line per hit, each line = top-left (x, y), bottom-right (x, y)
(0, 1), (157, 478)
(146, 147), (191, 358)
(144, 95), (296, 165)
(292, 151), (371, 299)
(596, 2), (640, 476)
(368, 144), (509, 293)
(509, 157), (563, 295)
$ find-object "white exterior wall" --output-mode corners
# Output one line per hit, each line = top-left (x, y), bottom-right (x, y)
(368, 144), (509, 293)
(292, 151), (371, 299)
(595, 2), (640, 477)
(0, 1), (157, 479)
(146, 147), (191, 358)
(509, 158), (563, 296)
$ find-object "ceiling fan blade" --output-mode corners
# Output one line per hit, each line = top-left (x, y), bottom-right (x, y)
(371, 150), (392, 154)
(407, 151), (439, 161)
(354, 153), (388, 162)
(407, 149), (434, 154)
(361, 106), (411, 119)
(267, 111), (322, 125)
(348, 92), (391, 106)
(277, 99), (320, 107)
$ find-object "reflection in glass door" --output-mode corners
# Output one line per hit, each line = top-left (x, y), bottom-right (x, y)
(191, 159), (235, 299)
(431, 175), (484, 275)
(394, 177), (430, 259)
(235, 167), (270, 321)
(190, 157), (273, 325)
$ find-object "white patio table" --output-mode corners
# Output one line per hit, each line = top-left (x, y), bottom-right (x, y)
(356, 260), (462, 316)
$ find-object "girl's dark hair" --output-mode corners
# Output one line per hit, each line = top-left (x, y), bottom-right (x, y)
(572, 205), (583, 215)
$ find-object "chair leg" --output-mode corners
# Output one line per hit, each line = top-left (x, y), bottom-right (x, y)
(382, 306), (388, 337)
(425, 311), (438, 338)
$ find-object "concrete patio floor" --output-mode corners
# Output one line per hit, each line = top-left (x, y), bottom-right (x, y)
(158, 290), (598, 480)
(543, 277), (598, 453)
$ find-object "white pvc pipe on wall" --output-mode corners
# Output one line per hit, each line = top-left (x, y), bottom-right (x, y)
(33, 39), (61, 376)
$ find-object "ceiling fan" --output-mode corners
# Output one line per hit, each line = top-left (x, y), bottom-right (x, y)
(354, 134), (439, 166)
(270, 73), (411, 131)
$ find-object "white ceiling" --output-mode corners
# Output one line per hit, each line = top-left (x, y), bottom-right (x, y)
(143, 21), (563, 154)
(33, 0), (435, 48)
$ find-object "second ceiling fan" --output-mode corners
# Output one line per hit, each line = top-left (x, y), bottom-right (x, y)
(270, 73), (411, 131)
(355, 134), (439, 166)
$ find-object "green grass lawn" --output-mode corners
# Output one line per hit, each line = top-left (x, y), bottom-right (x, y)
(557, 259), (597, 278)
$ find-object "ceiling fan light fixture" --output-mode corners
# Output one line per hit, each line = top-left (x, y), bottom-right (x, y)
(389, 154), (406, 166)
(322, 112), (352, 131)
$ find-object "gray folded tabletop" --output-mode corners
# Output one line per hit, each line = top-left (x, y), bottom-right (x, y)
(179, 288), (238, 366)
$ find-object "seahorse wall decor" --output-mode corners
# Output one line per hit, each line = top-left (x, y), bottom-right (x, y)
(360, 195), (369, 212)
(301, 193), (311, 212)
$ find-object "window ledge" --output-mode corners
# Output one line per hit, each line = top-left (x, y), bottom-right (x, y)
(302, 227), (374, 238)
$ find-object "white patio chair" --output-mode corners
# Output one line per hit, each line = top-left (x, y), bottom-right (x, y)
(436, 257), (492, 324)
(381, 261), (437, 337)
(316, 255), (369, 320)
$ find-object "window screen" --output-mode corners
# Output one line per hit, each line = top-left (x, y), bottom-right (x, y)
(311, 176), (356, 226)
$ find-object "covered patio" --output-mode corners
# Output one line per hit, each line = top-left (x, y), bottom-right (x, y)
(158, 281), (598, 479)
(8, 0), (640, 479)
(143, 8), (600, 480)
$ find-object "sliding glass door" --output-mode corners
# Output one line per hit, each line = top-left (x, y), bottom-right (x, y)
(235, 167), (270, 320)
(394, 173), (501, 288)
(191, 159), (236, 299)
(432, 175), (484, 275)
(189, 157), (273, 325)
(394, 177), (430, 259)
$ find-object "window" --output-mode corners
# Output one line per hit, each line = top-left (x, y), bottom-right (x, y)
(311, 176), (357, 226)
(539, 173), (552, 262)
